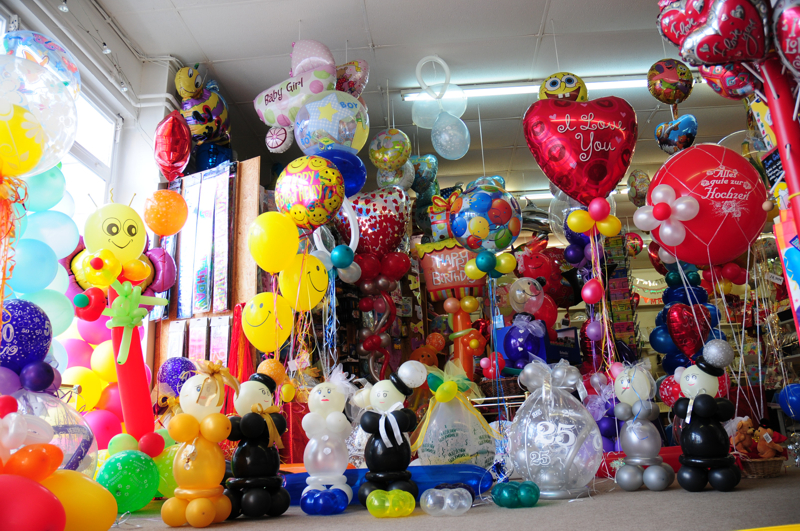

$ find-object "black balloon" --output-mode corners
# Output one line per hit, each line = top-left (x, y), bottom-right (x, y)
(677, 465), (708, 492)
(240, 412), (266, 438)
(266, 488), (291, 517)
(708, 466), (741, 492)
(224, 489), (241, 520)
(241, 488), (271, 518)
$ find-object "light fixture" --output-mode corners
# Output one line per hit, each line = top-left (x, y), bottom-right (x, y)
(119, 81), (128, 93)
(102, 43), (111, 55)
(521, 192), (554, 201)
(401, 78), (648, 101)
(58, 1), (69, 13)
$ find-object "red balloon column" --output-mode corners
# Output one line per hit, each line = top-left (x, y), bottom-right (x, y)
(153, 110), (191, 182)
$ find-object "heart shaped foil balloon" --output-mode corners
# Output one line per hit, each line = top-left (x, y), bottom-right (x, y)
(658, 0), (711, 46)
(334, 186), (410, 259)
(666, 303), (711, 356)
(523, 97), (638, 205)
(658, 375), (682, 407)
(774, 0), (800, 77)
(336, 60), (370, 98)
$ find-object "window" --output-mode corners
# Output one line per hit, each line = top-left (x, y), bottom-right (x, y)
(59, 153), (106, 231)
(74, 94), (115, 167)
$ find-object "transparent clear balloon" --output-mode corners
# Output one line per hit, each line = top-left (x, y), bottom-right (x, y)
(431, 111), (470, 160)
(508, 277), (545, 313)
(420, 487), (472, 516)
(413, 399), (496, 469)
(0, 56), (77, 178)
(548, 189), (616, 246)
(412, 83), (468, 129)
(13, 389), (98, 478)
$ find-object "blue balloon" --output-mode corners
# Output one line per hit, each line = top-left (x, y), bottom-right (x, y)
(649, 325), (679, 355)
(7, 239), (57, 294)
(778, 384), (800, 421)
(300, 488), (348, 515)
(470, 193), (492, 213)
(662, 351), (692, 375)
(330, 245), (354, 269)
(662, 286), (707, 305)
(25, 165), (66, 212)
(23, 211), (79, 260)
(703, 303), (720, 327)
(0, 299), (52, 373)
(450, 216), (467, 237)
(156, 357), (197, 395)
(431, 111), (471, 160)
(195, 143), (232, 172)
(321, 150), (367, 198)
(503, 325), (540, 361)
(655, 113), (697, 155)
(563, 218), (590, 247)
(708, 328), (726, 341)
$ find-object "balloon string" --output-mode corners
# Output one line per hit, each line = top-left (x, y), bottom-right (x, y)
(478, 104), (486, 177)
(345, 39), (348, 63)
(386, 78), (390, 127)
(550, 19), (560, 72)
(661, 35), (667, 59)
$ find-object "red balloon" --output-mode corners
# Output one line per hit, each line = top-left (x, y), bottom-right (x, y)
(334, 187), (410, 259)
(96, 383), (124, 422)
(540, 248), (575, 308)
(0, 395), (18, 418)
(700, 279), (713, 294)
(354, 253), (381, 281)
(631, 292), (640, 309)
(659, 375), (682, 407)
(0, 474), (66, 531)
(523, 97), (638, 205)
(139, 432), (165, 458)
(647, 241), (669, 276)
(588, 197), (611, 221)
(732, 269), (749, 286)
(483, 367), (498, 379)
(362, 335), (382, 351)
(702, 269), (714, 282)
(154, 110), (191, 182)
(358, 298), (374, 312)
(721, 262), (741, 280)
(518, 251), (553, 281)
(581, 278), (604, 305)
(534, 294), (558, 328)
(579, 320), (610, 362)
(547, 328), (557, 342)
(648, 144), (767, 265)
(665, 303), (711, 356)
(382, 252), (411, 281)
(489, 352), (505, 371)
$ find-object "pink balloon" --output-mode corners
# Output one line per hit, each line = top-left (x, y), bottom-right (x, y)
(609, 362), (625, 380)
(479, 358), (491, 369)
(96, 382), (123, 422)
(77, 315), (112, 345)
(373, 297), (387, 314)
(581, 278), (604, 305)
(63, 339), (93, 369)
(588, 198), (610, 221)
(143, 363), (152, 387)
(83, 409), (121, 450)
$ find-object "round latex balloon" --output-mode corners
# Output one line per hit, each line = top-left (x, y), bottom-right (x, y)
(19, 289), (73, 337)
(178, 373), (225, 422)
(247, 212), (300, 274)
(508, 277), (545, 314)
(613, 367), (654, 405)
(96, 450), (159, 513)
(144, 190), (188, 236)
(2, 31), (81, 99)
(275, 156), (345, 230)
(647, 59), (694, 105)
(678, 365), (719, 398)
(8, 238), (58, 294)
(22, 211), (79, 259)
(62, 366), (103, 410)
(431, 112), (470, 160)
(320, 150), (367, 197)
(450, 183), (522, 252)
(0, 103), (44, 177)
(157, 357), (196, 396)
(91, 341), (118, 383)
(294, 90), (370, 155)
(0, 298), (52, 372)
(368, 129), (412, 171)
(51, 190), (76, 217)
(411, 82), (468, 129)
(46, 265), (69, 294)
(25, 165), (66, 211)
(278, 253), (329, 312)
(83, 203), (147, 265)
(233, 379), (274, 416)
(242, 292), (294, 353)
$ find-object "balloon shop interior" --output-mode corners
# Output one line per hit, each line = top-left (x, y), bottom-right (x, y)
(1, 0), (800, 530)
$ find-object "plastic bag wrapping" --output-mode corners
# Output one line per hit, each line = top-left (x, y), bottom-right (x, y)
(508, 359), (603, 497)
(583, 382), (615, 422)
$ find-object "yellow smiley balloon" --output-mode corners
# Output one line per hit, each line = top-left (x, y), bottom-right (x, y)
(278, 253), (329, 312)
(242, 292), (294, 353)
(84, 203), (147, 264)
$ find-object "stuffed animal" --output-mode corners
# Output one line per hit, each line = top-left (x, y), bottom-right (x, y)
(755, 426), (783, 459)
(730, 418), (755, 454)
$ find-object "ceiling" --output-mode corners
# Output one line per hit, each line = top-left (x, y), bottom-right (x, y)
(95, 0), (746, 214)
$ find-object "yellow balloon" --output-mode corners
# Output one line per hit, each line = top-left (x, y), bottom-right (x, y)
(200, 413), (232, 443)
(596, 215), (622, 237)
(460, 296), (479, 313)
(566, 210), (594, 233)
(0, 103), (44, 177)
(281, 383), (296, 402)
(186, 498), (215, 528)
(248, 212), (299, 274)
(84, 203), (147, 265)
(161, 497), (189, 527)
(82, 249), (122, 288)
(435, 380), (458, 403)
(41, 470), (118, 531)
(716, 278), (732, 295)
(278, 253), (328, 312)
(62, 366), (102, 410)
(172, 436), (226, 490)
(464, 260), (486, 280)
(121, 259), (150, 282)
(167, 413), (200, 443)
(90, 341), (117, 383)
(242, 292), (294, 353)
(469, 216), (490, 239)
(495, 253), (517, 274)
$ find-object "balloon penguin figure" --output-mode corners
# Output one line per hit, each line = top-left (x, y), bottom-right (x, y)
(225, 373), (291, 520)
(161, 361), (239, 528)
(672, 352), (740, 492)
(351, 361), (427, 506)
(612, 364), (676, 491)
(300, 365), (358, 515)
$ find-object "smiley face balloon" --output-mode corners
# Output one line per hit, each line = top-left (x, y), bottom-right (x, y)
(242, 292), (294, 353)
(278, 253), (329, 312)
(614, 367), (653, 406)
(678, 365), (719, 399)
(84, 203), (147, 264)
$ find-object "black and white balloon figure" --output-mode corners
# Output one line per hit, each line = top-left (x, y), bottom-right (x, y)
(508, 359), (603, 499)
(612, 363), (675, 491)
(225, 373), (291, 519)
(672, 342), (739, 492)
(351, 360), (427, 504)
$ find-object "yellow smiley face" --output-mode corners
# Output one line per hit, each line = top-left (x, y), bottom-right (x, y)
(308, 156), (328, 170)
(539, 72), (588, 102)
(323, 192), (342, 213)
(278, 253), (329, 312)
(308, 203), (330, 226)
(290, 204), (309, 225)
(287, 157), (309, 171)
(84, 203), (147, 264)
(242, 292), (294, 353)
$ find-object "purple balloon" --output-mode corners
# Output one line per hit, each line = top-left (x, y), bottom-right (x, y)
(514, 359), (528, 369)
(0, 367), (21, 394)
(0, 299), (52, 373)
(45, 368), (62, 395)
(564, 244), (584, 264)
(602, 436), (616, 453)
(605, 397), (619, 418)
(564, 218), (590, 247)
(19, 361), (54, 392)
(585, 321), (603, 341)
(597, 416), (618, 438)
(503, 325), (540, 361)
(156, 357), (197, 395)
(615, 340), (638, 363)
(614, 437), (623, 452)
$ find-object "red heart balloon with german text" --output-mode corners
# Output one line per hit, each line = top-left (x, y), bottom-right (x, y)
(523, 97), (638, 206)
(658, 0), (710, 46)
(334, 186), (410, 259)
(666, 303), (711, 356)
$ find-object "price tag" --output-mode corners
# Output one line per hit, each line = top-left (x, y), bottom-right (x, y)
(287, 359), (298, 371)
(763, 431), (772, 443)
(765, 272), (785, 285)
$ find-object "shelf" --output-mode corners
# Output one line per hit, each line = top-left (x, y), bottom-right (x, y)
(782, 354), (800, 362)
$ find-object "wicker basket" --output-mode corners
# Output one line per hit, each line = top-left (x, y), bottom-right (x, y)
(479, 376), (523, 398)
(739, 456), (787, 479)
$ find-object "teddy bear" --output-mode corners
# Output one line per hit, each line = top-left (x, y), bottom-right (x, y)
(755, 426), (784, 459)
(730, 418), (755, 454)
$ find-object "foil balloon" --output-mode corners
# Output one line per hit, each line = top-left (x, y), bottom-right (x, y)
(699, 63), (761, 100)
(775, 1), (800, 77)
(449, 184), (522, 252)
(333, 186), (410, 259)
(336, 60), (370, 98)
(265, 126), (293, 154)
(1, 31), (81, 99)
(539, 72), (588, 102)
(627, 170), (650, 207)
(523, 96), (638, 205)
(153, 110), (191, 182)
(254, 70), (336, 129)
(409, 154), (439, 192)
(291, 40), (336, 77)
(416, 239), (485, 301)
(639, 144), (767, 265)
(655, 114), (697, 155)
(369, 129), (412, 171)
(647, 241), (669, 275)
(377, 160), (414, 189)
(275, 156), (345, 230)
(647, 59), (693, 105)
(294, 90), (370, 156)
(658, 0), (709, 46)
(625, 233), (643, 256)
(665, 303), (711, 356)
(174, 65), (230, 146)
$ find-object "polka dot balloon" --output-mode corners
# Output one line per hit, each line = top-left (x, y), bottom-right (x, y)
(449, 183), (522, 252)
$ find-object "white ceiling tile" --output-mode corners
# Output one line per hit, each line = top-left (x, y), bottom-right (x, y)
(547, 1), (661, 34)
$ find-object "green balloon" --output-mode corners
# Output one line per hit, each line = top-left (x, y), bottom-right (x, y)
(19, 289), (73, 336)
(517, 481), (540, 507)
(492, 483), (520, 508)
(152, 444), (180, 498)
(156, 428), (175, 448)
(25, 166), (66, 212)
(96, 450), (159, 513)
(664, 271), (682, 288)
(686, 271), (701, 287)
(108, 433), (138, 455)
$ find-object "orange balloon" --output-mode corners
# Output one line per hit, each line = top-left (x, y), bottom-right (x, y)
(144, 190), (188, 236)
(5, 444), (63, 481)
(257, 358), (287, 384)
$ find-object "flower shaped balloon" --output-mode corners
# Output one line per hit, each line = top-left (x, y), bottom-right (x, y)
(633, 184), (699, 246)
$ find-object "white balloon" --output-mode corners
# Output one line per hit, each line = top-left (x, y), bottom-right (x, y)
(398, 360), (427, 388)
(308, 381), (346, 417)
(431, 112), (470, 160)
(311, 249), (333, 270)
(650, 184), (676, 205)
(369, 380), (406, 413)
(658, 247), (678, 264)
(679, 365), (719, 398)
(633, 206), (659, 231)
(672, 196), (700, 221)
(337, 262), (361, 284)
(180, 374), (224, 422)
(658, 218), (686, 246)
(234, 380), (274, 416)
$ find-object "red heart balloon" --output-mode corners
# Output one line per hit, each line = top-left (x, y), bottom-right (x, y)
(658, 0), (710, 46)
(774, 0), (800, 78)
(666, 303), (711, 356)
(334, 186), (410, 259)
(523, 97), (638, 206)
(659, 375), (683, 407)
(679, 0), (769, 65)
(647, 241), (669, 276)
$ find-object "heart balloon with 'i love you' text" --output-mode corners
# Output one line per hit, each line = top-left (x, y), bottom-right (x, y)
(666, 303), (711, 356)
(523, 97), (638, 206)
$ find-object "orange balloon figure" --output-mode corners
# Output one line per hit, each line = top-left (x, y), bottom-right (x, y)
(144, 190), (188, 236)
(450, 309), (487, 380)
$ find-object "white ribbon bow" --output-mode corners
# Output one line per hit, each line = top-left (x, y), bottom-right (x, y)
(378, 401), (405, 449)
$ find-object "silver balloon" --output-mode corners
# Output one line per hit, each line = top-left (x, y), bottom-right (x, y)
(338, 262), (362, 284)
(616, 464), (644, 491)
(702, 339), (735, 369)
(386, 280), (398, 292)
(376, 275), (392, 292)
(619, 421), (662, 459)
(631, 400), (661, 422)
(379, 332), (392, 349)
(360, 280), (378, 294)
(642, 464), (675, 491)
(358, 328), (372, 342)
(589, 373), (608, 392)
(614, 402), (633, 422)
(518, 362), (548, 390)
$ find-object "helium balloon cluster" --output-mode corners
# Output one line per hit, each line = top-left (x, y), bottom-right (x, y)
(646, 58), (697, 155)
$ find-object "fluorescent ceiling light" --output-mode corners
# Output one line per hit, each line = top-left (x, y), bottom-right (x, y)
(401, 78), (647, 101)
(522, 192), (554, 201)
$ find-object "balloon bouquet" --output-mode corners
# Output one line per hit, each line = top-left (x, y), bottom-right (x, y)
(647, 58), (697, 155)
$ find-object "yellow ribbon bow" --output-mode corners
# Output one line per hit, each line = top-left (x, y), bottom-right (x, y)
(251, 403), (285, 449)
(195, 360), (240, 407)
(427, 191), (461, 216)
(410, 321), (424, 336)
(156, 396), (181, 428)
